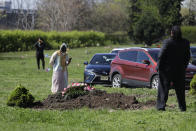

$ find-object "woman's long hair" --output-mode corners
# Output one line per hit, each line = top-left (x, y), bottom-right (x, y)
(171, 26), (182, 40)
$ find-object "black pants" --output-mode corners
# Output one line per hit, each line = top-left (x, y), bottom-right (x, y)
(157, 71), (186, 111)
(36, 56), (45, 70)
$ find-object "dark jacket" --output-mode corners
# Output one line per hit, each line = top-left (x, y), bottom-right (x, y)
(157, 37), (190, 76)
(34, 42), (45, 57)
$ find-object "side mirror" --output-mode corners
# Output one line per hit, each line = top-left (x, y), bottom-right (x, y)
(142, 60), (150, 65)
(84, 61), (88, 65)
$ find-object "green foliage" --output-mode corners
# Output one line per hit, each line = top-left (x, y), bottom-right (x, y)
(105, 32), (131, 44)
(128, 0), (184, 44)
(181, 0), (196, 26)
(0, 30), (105, 52)
(190, 74), (196, 95)
(182, 12), (196, 26)
(128, 0), (141, 36)
(0, 30), (131, 52)
(7, 85), (34, 108)
(129, 1), (164, 45)
(190, 74), (196, 111)
(92, 0), (129, 33)
(182, 26), (196, 43)
(155, 0), (183, 31)
(133, 11), (164, 45)
(63, 85), (88, 100)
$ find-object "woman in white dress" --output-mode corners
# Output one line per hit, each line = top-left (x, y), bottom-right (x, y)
(49, 43), (72, 93)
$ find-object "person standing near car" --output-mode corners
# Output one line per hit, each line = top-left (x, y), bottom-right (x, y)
(34, 38), (45, 70)
(49, 43), (72, 93)
(157, 26), (190, 111)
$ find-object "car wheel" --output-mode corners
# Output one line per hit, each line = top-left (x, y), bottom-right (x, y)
(112, 74), (121, 88)
(151, 75), (159, 89)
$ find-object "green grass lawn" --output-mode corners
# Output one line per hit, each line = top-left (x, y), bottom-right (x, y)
(0, 44), (196, 131)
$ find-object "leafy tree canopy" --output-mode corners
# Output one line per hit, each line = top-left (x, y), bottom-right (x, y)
(128, 0), (183, 45)
(132, 6), (164, 46)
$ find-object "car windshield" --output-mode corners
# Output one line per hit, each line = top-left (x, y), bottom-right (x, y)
(190, 47), (196, 56)
(90, 54), (116, 65)
(111, 50), (119, 54)
(148, 50), (160, 62)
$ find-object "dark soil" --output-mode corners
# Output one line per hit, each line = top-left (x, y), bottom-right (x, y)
(33, 90), (156, 110)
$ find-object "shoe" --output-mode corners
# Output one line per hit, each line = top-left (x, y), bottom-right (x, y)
(157, 108), (165, 111)
(180, 108), (186, 112)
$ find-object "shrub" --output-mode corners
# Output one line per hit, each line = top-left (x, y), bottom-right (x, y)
(105, 32), (131, 44)
(190, 75), (196, 111)
(194, 101), (196, 111)
(182, 26), (196, 43)
(0, 30), (133, 52)
(7, 85), (34, 108)
(62, 83), (94, 100)
(0, 30), (106, 52)
(190, 75), (196, 95)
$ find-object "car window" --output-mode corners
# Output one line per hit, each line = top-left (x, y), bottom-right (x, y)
(111, 50), (119, 54)
(190, 48), (196, 56)
(119, 51), (137, 62)
(137, 51), (150, 63)
(148, 50), (160, 62)
(90, 54), (115, 65)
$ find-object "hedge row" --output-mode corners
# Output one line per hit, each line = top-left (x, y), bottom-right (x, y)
(1, 26), (194, 52)
(105, 32), (130, 44)
(182, 26), (196, 43)
(0, 30), (105, 52)
(0, 30), (130, 52)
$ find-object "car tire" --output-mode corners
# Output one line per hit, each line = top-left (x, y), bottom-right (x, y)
(112, 74), (121, 88)
(151, 75), (159, 89)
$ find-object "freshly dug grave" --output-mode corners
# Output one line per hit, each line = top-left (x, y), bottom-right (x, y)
(33, 90), (156, 110)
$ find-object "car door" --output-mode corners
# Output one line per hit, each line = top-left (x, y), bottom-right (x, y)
(135, 51), (153, 82)
(119, 50), (138, 80)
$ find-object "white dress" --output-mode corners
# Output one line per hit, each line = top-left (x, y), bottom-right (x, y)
(49, 51), (69, 93)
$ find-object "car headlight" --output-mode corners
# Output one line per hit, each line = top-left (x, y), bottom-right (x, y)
(85, 69), (95, 75)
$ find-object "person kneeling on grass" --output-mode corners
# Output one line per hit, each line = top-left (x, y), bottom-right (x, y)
(49, 43), (72, 93)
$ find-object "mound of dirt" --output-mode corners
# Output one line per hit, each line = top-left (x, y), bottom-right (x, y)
(33, 90), (156, 110)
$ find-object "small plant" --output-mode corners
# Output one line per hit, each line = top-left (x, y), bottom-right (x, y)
(62, 83), (95, 100)
(7, 84), (34, 108)
(190, 75), (196, 111)
(190, 75), (196, 95)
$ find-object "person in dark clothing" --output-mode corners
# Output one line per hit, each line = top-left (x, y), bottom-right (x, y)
(157, 26), (190, 111)
(34, 38), (45, 70)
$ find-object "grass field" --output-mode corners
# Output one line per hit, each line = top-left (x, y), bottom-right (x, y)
(0, 44), (196, 131)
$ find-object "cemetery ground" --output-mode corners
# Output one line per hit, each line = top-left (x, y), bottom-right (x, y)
(0, 44), (196, 131)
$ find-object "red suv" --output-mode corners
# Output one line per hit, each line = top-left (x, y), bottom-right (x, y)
(110, 47), (196, 89)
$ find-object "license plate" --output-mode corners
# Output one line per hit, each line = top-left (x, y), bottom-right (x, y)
(101, 76), (108, 80)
